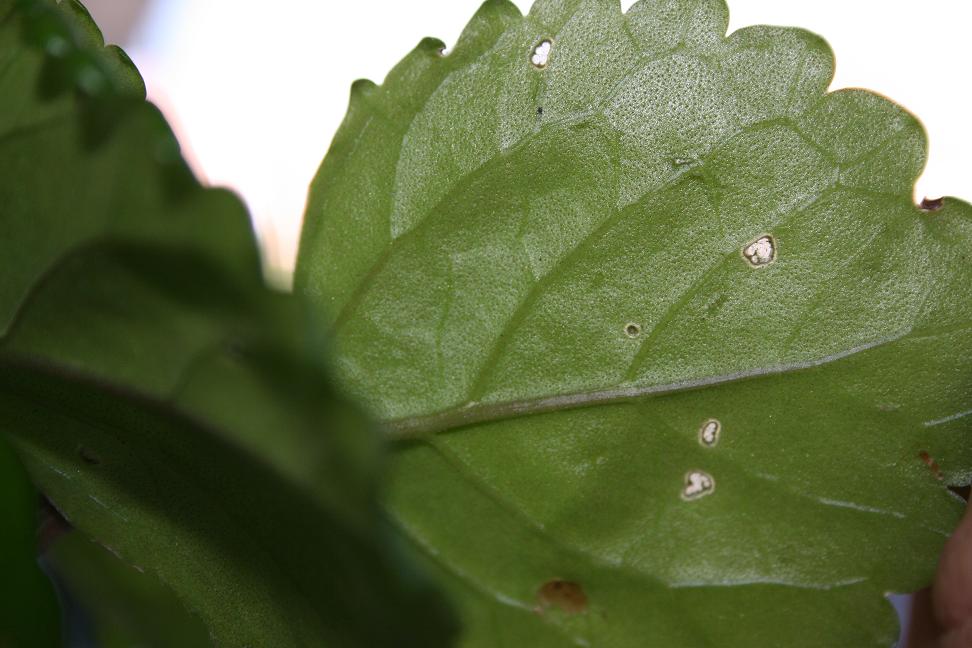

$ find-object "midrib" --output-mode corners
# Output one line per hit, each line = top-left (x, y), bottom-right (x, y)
(383, 328), (911, 439)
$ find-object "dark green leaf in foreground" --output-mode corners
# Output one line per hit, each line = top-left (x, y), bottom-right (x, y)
(0, 439), (60, 648)
(297, 0), (972, 645)
(0, 1), (454, 646)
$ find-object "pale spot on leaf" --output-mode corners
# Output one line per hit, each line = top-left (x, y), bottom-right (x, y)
(743, 235), (776, 267)
(531, 40), (552, 68)
(683, 470), (715, 501)
(699, 419), (721, 447)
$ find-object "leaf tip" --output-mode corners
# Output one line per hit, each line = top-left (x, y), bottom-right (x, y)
(350, 78), (379, 98)
(417, 36), (448, 57)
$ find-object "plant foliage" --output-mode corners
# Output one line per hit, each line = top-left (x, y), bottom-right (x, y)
(296, 0), (972, 645)
(0, 1), (453, 646)
(1, 0), (970, 645)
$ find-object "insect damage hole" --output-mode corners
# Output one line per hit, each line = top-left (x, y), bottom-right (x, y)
(742, 235), (776, 268)
(699, 419), (721, 447)
(536, 579), (588, 614)
(950, 484), (971, 501)
(530, 39), (553, 68)
(624, 323), (642, 338)
(682, 470), (715, 501)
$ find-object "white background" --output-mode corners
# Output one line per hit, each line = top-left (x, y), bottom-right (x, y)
(111, 0), (972, 283)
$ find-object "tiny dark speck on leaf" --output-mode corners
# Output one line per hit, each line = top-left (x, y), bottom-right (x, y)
(78, 445), (101, 465)
(920, 197), (945, 212)
(536, 579), (588, 614)
(536, 106), (543, 117)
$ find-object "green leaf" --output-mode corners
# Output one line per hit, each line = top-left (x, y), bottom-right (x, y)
(0, 1), (454, 646)
(45, 530), (211, 648)
(0, 438), (60, 648)
(296, 0), (972, 644)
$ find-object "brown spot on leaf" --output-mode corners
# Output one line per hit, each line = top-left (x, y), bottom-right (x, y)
(920, 197), (945, 212)
(537, 579), (588, 614)
(920, 451), (943, 480)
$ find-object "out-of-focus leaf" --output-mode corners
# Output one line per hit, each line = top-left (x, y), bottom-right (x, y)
(0, 1), (455, 646)
(0, 439), (60, 648)
(296, 0), (972, 645)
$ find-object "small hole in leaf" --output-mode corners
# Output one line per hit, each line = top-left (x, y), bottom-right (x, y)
(78, 446), (100, 466)
(920, 197), (944, 212)
(625, 323), (641, 338)
(437, 46), (449, 57)
(919, 451), (943, 480)
(742, 235), (776, 268)
(531, 39), (553, 68)
(949, 485), (971, 501)
(699, 419), (721, 447)
(537, 579), (587, 614)
(682, 470), (715, 500)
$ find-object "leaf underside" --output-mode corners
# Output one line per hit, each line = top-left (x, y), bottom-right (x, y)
(296, 0), (972, 645)
(0, 1), (454, 646)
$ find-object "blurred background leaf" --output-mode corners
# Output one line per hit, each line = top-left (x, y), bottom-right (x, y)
(0, 1), (455, 645)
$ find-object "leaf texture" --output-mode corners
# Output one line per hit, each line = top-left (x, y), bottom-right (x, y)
(296, 0), (972, 645)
